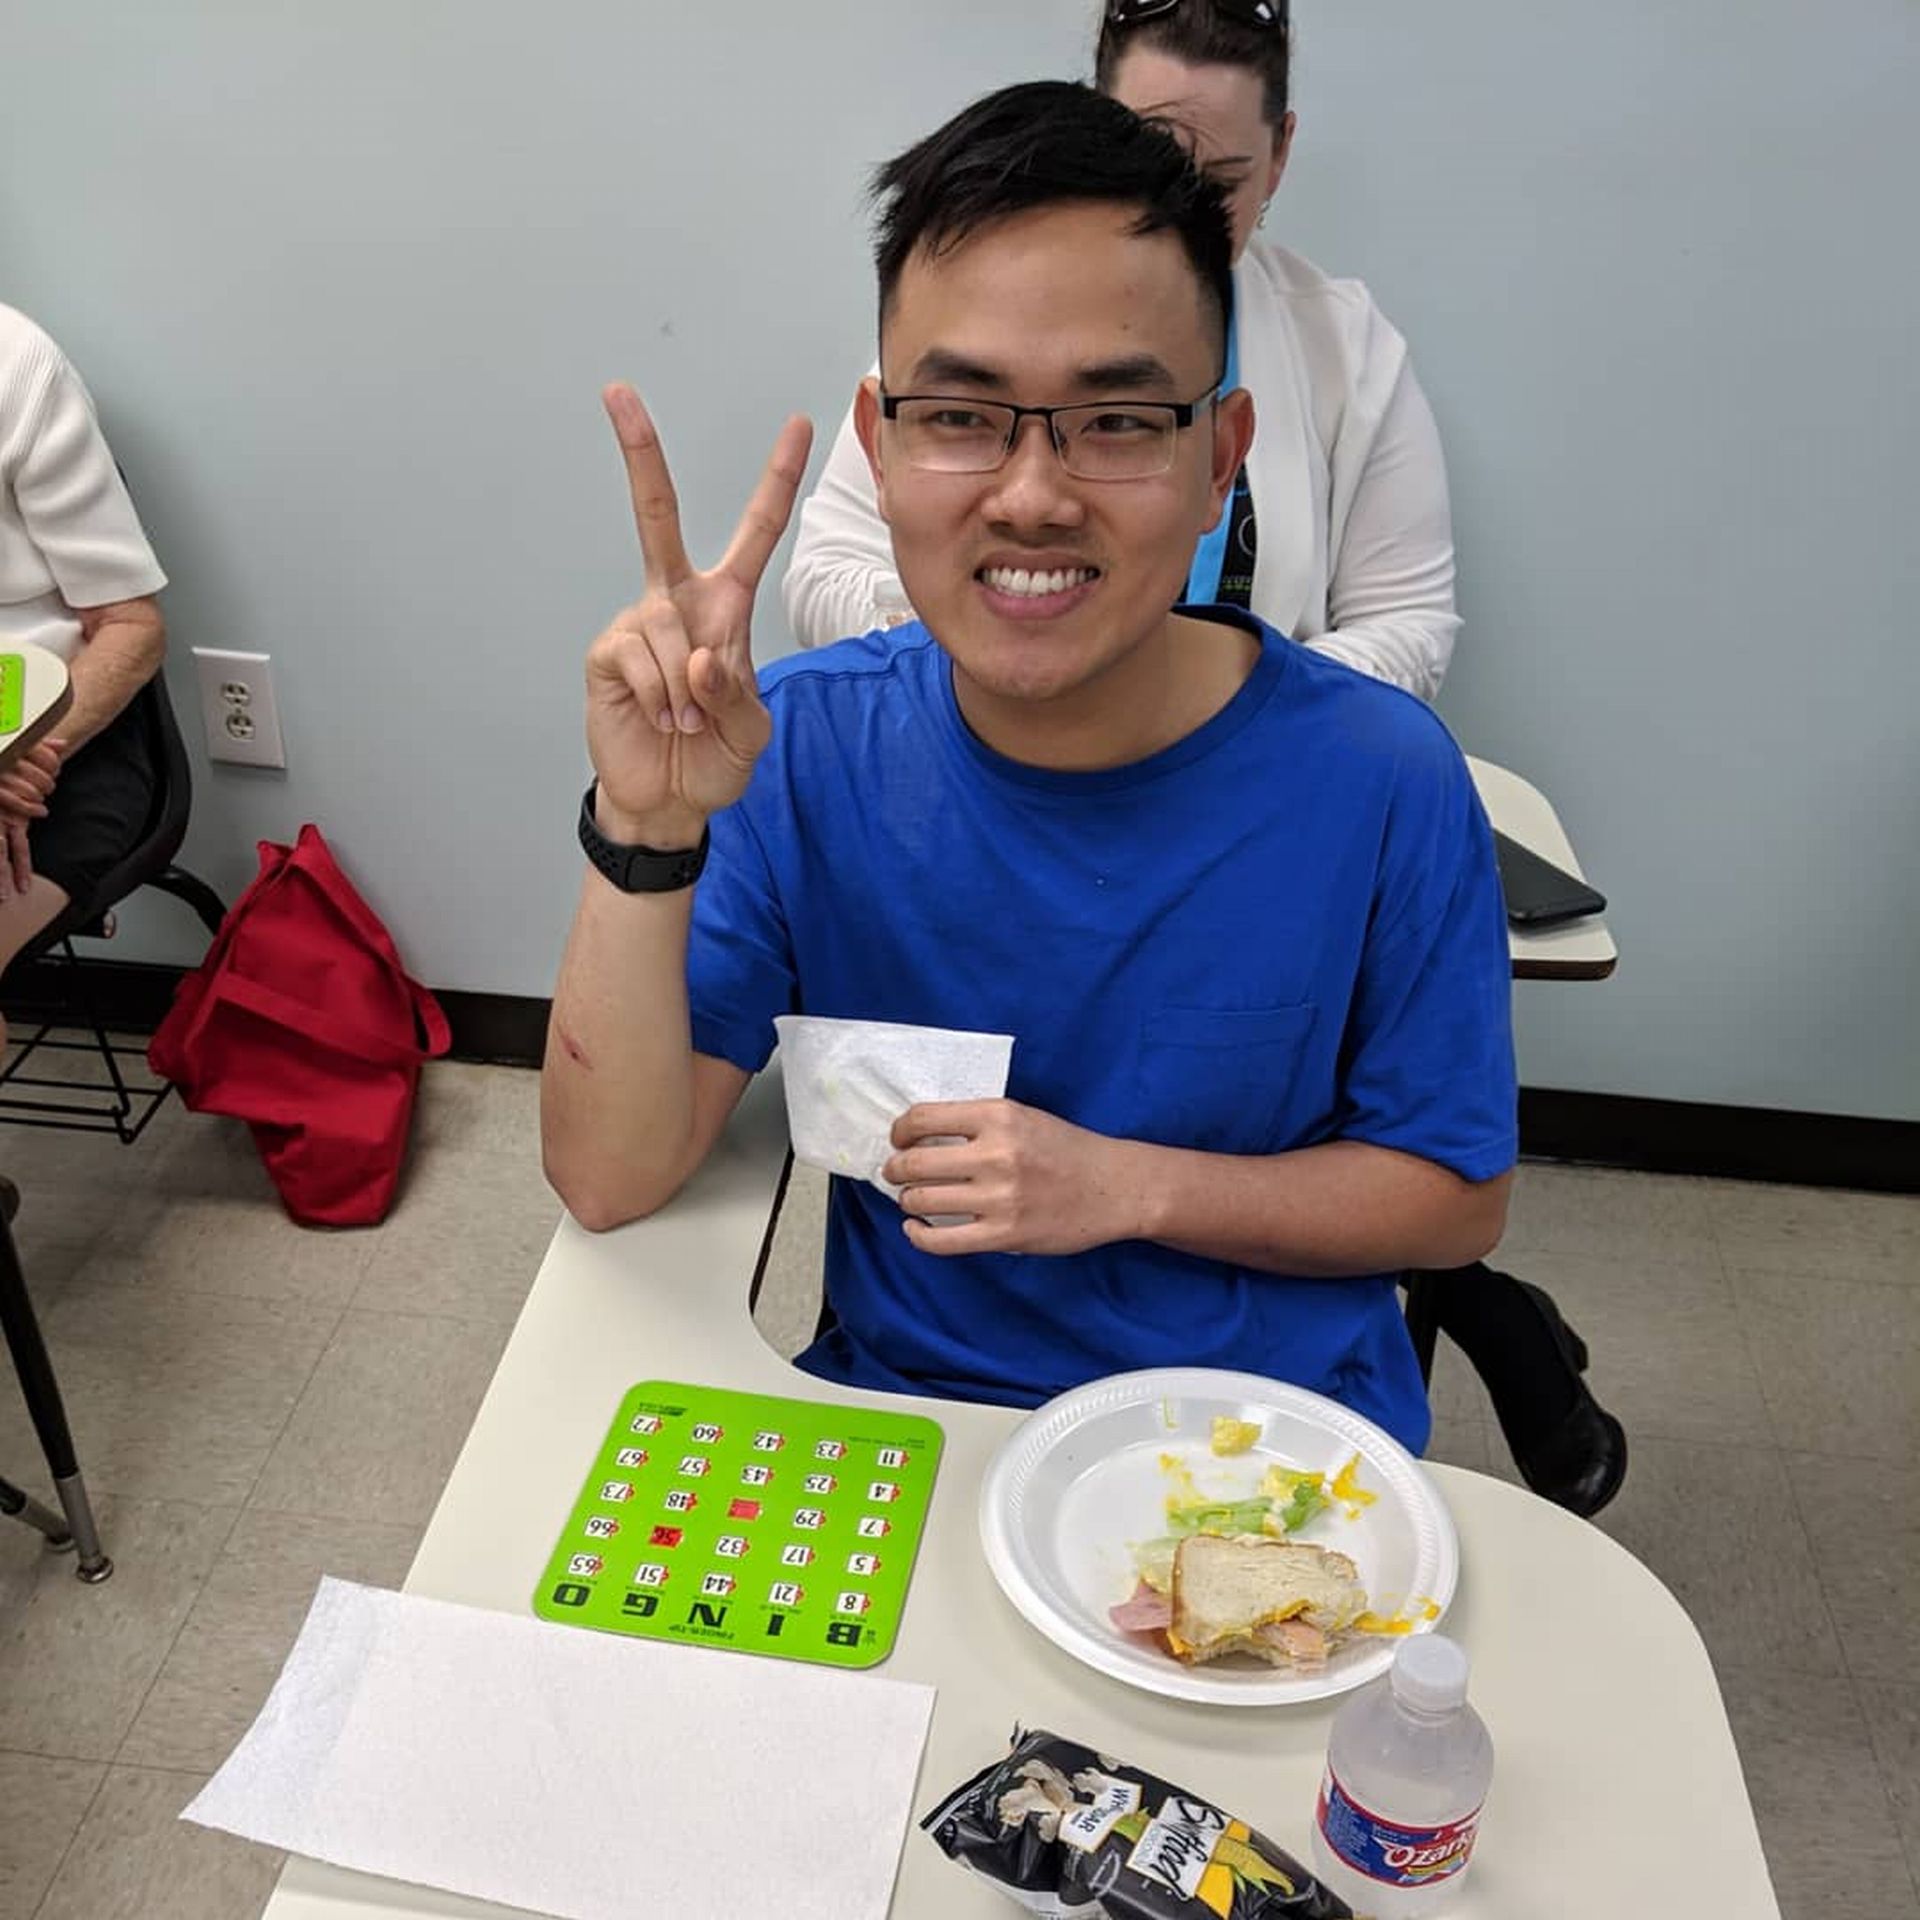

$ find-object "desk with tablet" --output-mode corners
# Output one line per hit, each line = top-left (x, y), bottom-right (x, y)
(1468, 757), (1617, 983)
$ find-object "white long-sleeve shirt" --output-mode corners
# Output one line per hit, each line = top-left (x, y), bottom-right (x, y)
(782, 240), (1460, 702)
(0, 303), (166, 664)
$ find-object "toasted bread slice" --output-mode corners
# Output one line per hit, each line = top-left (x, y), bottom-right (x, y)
(1167, 1533), (1367, 1667)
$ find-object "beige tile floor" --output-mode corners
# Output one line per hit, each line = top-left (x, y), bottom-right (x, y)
(0, 1061), (1914, 1918)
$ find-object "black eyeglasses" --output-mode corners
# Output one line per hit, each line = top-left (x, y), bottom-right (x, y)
(1106, 0), (1288, 29)
(879, 387), (1221, 480)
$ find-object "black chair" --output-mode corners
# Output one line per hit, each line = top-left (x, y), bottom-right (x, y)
(0, 670), (226, 1141)
(0, 669), (229, 1583)
(1404, 1273), (1442, 1380)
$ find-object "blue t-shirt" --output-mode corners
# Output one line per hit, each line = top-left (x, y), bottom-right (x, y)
(688, 614), (1517, 1453)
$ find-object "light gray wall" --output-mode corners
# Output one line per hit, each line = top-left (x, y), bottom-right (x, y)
(5, 2), (1915, 1119)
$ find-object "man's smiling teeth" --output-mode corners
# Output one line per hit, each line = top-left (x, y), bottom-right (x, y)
(979, 566), (1098, 597)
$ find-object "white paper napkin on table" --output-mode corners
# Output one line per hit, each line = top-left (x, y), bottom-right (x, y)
(774, 1015), (1014, 1211)
(182, 1578), (936, 1920)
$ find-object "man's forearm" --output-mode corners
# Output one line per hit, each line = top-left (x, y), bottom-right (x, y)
(540, 867), (703, 1229)
(1119, 1136), (1510, 1276)
(63, 599), (166, 750)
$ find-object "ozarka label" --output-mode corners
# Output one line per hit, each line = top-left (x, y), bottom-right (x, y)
(1315, 1767), (1481, 1889)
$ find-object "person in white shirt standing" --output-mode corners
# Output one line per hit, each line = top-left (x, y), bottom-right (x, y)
(0, 303), (169, 1038)
(784, 0), (1459, 702)
(780, 1), (1626, 1515)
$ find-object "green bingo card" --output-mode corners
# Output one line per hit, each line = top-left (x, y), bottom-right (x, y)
(533, 1381), (943, 1669)
(0, 656), (23, 735)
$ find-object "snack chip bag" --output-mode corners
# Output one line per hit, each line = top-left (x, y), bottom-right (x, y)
(924, 1727), (1355, 1918)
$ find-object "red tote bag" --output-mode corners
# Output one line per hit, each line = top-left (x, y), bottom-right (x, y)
(149, 825), (451, 1226)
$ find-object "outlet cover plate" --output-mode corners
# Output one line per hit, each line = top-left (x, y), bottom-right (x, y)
(191, 647), (287, 769)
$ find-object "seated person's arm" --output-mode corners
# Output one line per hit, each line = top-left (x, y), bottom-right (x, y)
(59, 595), (167, 750)
(542, 871), (752, 1232)
(1107, 1135), (1509, 1273)
(780, 387), (916, 649)
(1308, 359), (1461, 705)
(0, 599), (164, 834)
(885, 1110), (1509, 1275)
(541, 386), (811, 1230)
(9, 323), (170, 750)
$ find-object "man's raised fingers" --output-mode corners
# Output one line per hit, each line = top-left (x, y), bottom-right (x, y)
(603, 384), (693, 589)
(590, 611), (682, 732)
(718, 415), (814, 596)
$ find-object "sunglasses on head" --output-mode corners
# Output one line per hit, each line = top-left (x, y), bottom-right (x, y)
(1106, 0), (1288, 28)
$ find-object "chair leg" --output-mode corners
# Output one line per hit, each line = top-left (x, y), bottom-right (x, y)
(149, 865), (228, 938)
(57, 938), (139, 1142)
(0, 1185), (112, 1581)
(1403, 1270), (1441, 1385)
(0, 1470), (75, 1550)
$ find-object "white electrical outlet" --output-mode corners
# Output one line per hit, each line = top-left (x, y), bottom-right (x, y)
(192, 648), (287, 769)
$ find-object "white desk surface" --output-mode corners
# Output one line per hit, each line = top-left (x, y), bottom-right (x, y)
(1470, 756), (1618, 983)
(261, 1072), (1772, 1920)
(0, 641), (71, 773)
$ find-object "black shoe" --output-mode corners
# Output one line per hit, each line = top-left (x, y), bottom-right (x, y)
(1514, 1394), (1628, 1517)
(1499, 1280), (1627, 1518)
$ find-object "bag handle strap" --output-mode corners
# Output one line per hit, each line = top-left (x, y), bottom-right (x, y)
(212, 972), (435, 1070)
(411, 975), (452, 1058)
(285, 831), (408, 970)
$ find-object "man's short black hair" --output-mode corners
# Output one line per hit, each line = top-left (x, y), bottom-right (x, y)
(871, 80), (1234, 360)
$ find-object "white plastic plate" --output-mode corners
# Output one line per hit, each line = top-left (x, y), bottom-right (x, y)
(978, 1368), (1459, 1706)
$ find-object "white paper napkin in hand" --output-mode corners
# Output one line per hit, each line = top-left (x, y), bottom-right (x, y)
(774, 1015), (1013, 1215)
(182, 1578), (935, 1920)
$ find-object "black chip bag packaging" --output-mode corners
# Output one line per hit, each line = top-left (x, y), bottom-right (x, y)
(924, 1728), (1357, 1918)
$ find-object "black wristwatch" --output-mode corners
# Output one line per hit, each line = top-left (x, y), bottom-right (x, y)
(577, 782), (709, 893)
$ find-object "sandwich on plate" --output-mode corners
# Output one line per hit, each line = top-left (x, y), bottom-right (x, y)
(1111, 1533), (1368, 1671)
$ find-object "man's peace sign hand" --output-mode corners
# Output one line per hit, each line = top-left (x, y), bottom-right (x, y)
(585, 385), (813, 848)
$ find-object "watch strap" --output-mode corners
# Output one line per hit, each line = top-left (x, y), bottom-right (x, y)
(578, 783), (709, 893)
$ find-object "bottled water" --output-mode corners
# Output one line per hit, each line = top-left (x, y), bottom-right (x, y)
(1311, 1634), (1493, 1916)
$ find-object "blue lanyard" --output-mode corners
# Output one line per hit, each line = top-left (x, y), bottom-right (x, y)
(1183, 310), (1241, 605)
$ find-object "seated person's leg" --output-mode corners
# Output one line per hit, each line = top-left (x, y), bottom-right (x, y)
(1418, 1259), (1627, 1516)
(0, 701), (157, 1045)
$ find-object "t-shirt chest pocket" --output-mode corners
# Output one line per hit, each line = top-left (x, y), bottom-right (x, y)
(1133, 1003), (1319, 1154)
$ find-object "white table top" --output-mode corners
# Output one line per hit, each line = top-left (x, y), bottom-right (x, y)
(1469, 756), (1618, 983)
(0, 641), (71, 774)
(260, 1070), (1774, 1920)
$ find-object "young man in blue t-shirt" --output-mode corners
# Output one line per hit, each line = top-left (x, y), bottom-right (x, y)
(542, 82), (1517, 1455)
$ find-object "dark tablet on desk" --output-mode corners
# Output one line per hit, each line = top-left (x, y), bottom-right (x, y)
(1494, 830), (1607, 928)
